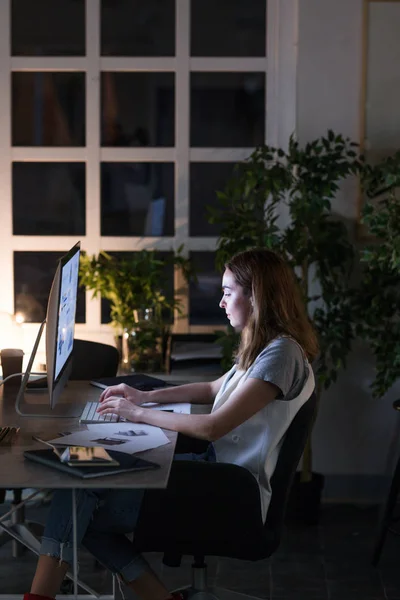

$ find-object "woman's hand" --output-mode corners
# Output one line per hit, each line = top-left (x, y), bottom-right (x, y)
(97, 394), (144, 422)
(97, 384), (147, 422)
(99, 383), (146, 406)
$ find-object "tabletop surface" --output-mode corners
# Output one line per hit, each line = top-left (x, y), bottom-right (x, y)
(0, 381), (177, 489)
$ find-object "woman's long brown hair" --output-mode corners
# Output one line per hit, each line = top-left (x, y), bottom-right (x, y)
(225, 248), (319, 369)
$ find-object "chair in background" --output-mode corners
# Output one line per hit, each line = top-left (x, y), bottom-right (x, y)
(134, 392), (317, 600)
(164, 333), (223, 375)
(372, 398), (400, 566)
(70, 338), (120, 380)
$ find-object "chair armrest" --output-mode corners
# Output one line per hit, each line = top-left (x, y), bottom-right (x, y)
(174, 433), (210, 455)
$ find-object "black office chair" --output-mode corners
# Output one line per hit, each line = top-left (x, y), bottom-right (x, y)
(70, 338), (120, 380)
(165, 333), (223, 375)
(372, 398), (400, 566)
(134, 392), (317, 600)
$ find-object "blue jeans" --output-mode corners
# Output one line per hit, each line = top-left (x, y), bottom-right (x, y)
(40, 446), (216, 583)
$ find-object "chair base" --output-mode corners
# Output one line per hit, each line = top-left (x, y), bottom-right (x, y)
(173, 563), (264, 600)
(176, 586), (263, 600)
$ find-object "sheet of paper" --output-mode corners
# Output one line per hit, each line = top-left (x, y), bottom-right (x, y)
(141, 402), (191, 414)
(48, 423), (170, 455)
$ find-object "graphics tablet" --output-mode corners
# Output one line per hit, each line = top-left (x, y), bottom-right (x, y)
(90, 373), (173, 391)
(24, 448), (160, 479)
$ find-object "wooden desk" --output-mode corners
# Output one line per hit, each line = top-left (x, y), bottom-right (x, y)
(0, 381), (177, 599)
(0, 381), (177, 489)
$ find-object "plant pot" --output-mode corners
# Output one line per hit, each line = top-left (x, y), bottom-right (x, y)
(116, 331), (169, 374)
(286, 471), (325, 526)
(116, 309), (167, 373)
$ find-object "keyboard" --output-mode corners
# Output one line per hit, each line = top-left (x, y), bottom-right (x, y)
(79, 401), (121, 424)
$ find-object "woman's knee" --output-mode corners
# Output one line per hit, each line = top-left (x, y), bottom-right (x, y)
(88, 489), (145, 533)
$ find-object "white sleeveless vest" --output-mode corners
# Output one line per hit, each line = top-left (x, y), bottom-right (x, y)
(211, 347), (315, 522)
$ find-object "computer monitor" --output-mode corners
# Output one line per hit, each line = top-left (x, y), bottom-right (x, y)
(15, 242), (81, 418)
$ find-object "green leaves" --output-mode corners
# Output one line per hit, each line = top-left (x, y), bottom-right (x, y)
(214, 327), (240, 372)
(208, 131), (362, 394)
(351, 153), (400, 398)
(79, 249), (192, 333)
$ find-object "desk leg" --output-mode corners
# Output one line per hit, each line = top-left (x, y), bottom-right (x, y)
(66, 490), (115, 600)
(72, 488), (78, 600)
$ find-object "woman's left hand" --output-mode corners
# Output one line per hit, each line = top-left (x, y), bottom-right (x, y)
(96, 396), (144, 422)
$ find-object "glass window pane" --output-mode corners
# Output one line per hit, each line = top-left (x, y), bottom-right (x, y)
(101, 73), (174, 147)
(191, 0), (266, 57)
(101, 0), (175, 56)
(190, 163), (238, 236)
(191, 73), (265, 147)
(100, 251), (174, 325)
(13, 163), (85, 236)
(14, 252), (85, 324)
(12, 0), (85, 56)
(189, 252), (225, 326)
(12, 72), (85, 147)
(101, 163), (174, 237)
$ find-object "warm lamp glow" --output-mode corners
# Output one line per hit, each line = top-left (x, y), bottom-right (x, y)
(14, 312), (25, 325)
(0, 311), (24, 351)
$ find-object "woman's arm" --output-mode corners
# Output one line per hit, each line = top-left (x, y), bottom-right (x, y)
(98, 373), (226, 407)
(146, 374), (226, 405)
(98, 377), (279, 441)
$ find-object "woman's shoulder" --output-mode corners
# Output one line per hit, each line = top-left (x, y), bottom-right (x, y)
(256, 336), (305, 362)
(249, 336), (309, 400)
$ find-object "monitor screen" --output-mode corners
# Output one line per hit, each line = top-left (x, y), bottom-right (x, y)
(15, 242), (82, 417)
(15, 242), (81, 418)
(54, 246), (80, 380)
(45, 242), (81, 408)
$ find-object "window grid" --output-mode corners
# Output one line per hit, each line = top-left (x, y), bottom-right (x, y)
(0, 0), (274, 347)
(85, 0), (101, 331)
(0, 0), (12, 317)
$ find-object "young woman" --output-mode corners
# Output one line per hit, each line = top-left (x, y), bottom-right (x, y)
(24, 248), (318, 600)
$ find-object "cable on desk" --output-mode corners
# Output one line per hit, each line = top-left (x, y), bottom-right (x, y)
(0, 372), (45, 387)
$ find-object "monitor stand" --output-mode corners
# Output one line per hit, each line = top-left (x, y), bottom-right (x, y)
(15, 320), (81, 419)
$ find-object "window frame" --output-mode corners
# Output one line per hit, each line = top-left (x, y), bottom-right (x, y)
(0, 0), (297, 354)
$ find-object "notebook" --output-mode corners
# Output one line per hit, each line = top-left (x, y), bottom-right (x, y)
(90, 373), (173, 391)
(24, 448), (160, 479)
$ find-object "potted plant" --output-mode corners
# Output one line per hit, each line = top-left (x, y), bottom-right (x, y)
(79, 248), (192, 372)
(208, 131), (363, 523)
(351, 152), (400, 399)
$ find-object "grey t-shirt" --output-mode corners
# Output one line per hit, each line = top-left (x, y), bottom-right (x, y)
(248, 336), (309, 400)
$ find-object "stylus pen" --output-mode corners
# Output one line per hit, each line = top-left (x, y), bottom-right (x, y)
(31, 435), (58, 451)
(32, 436), (65, 461)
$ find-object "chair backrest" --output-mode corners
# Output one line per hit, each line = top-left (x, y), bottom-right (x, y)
(264, 391), (317, 543)
(70, 339), (120, 380)
(165, 333), (223, 374)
